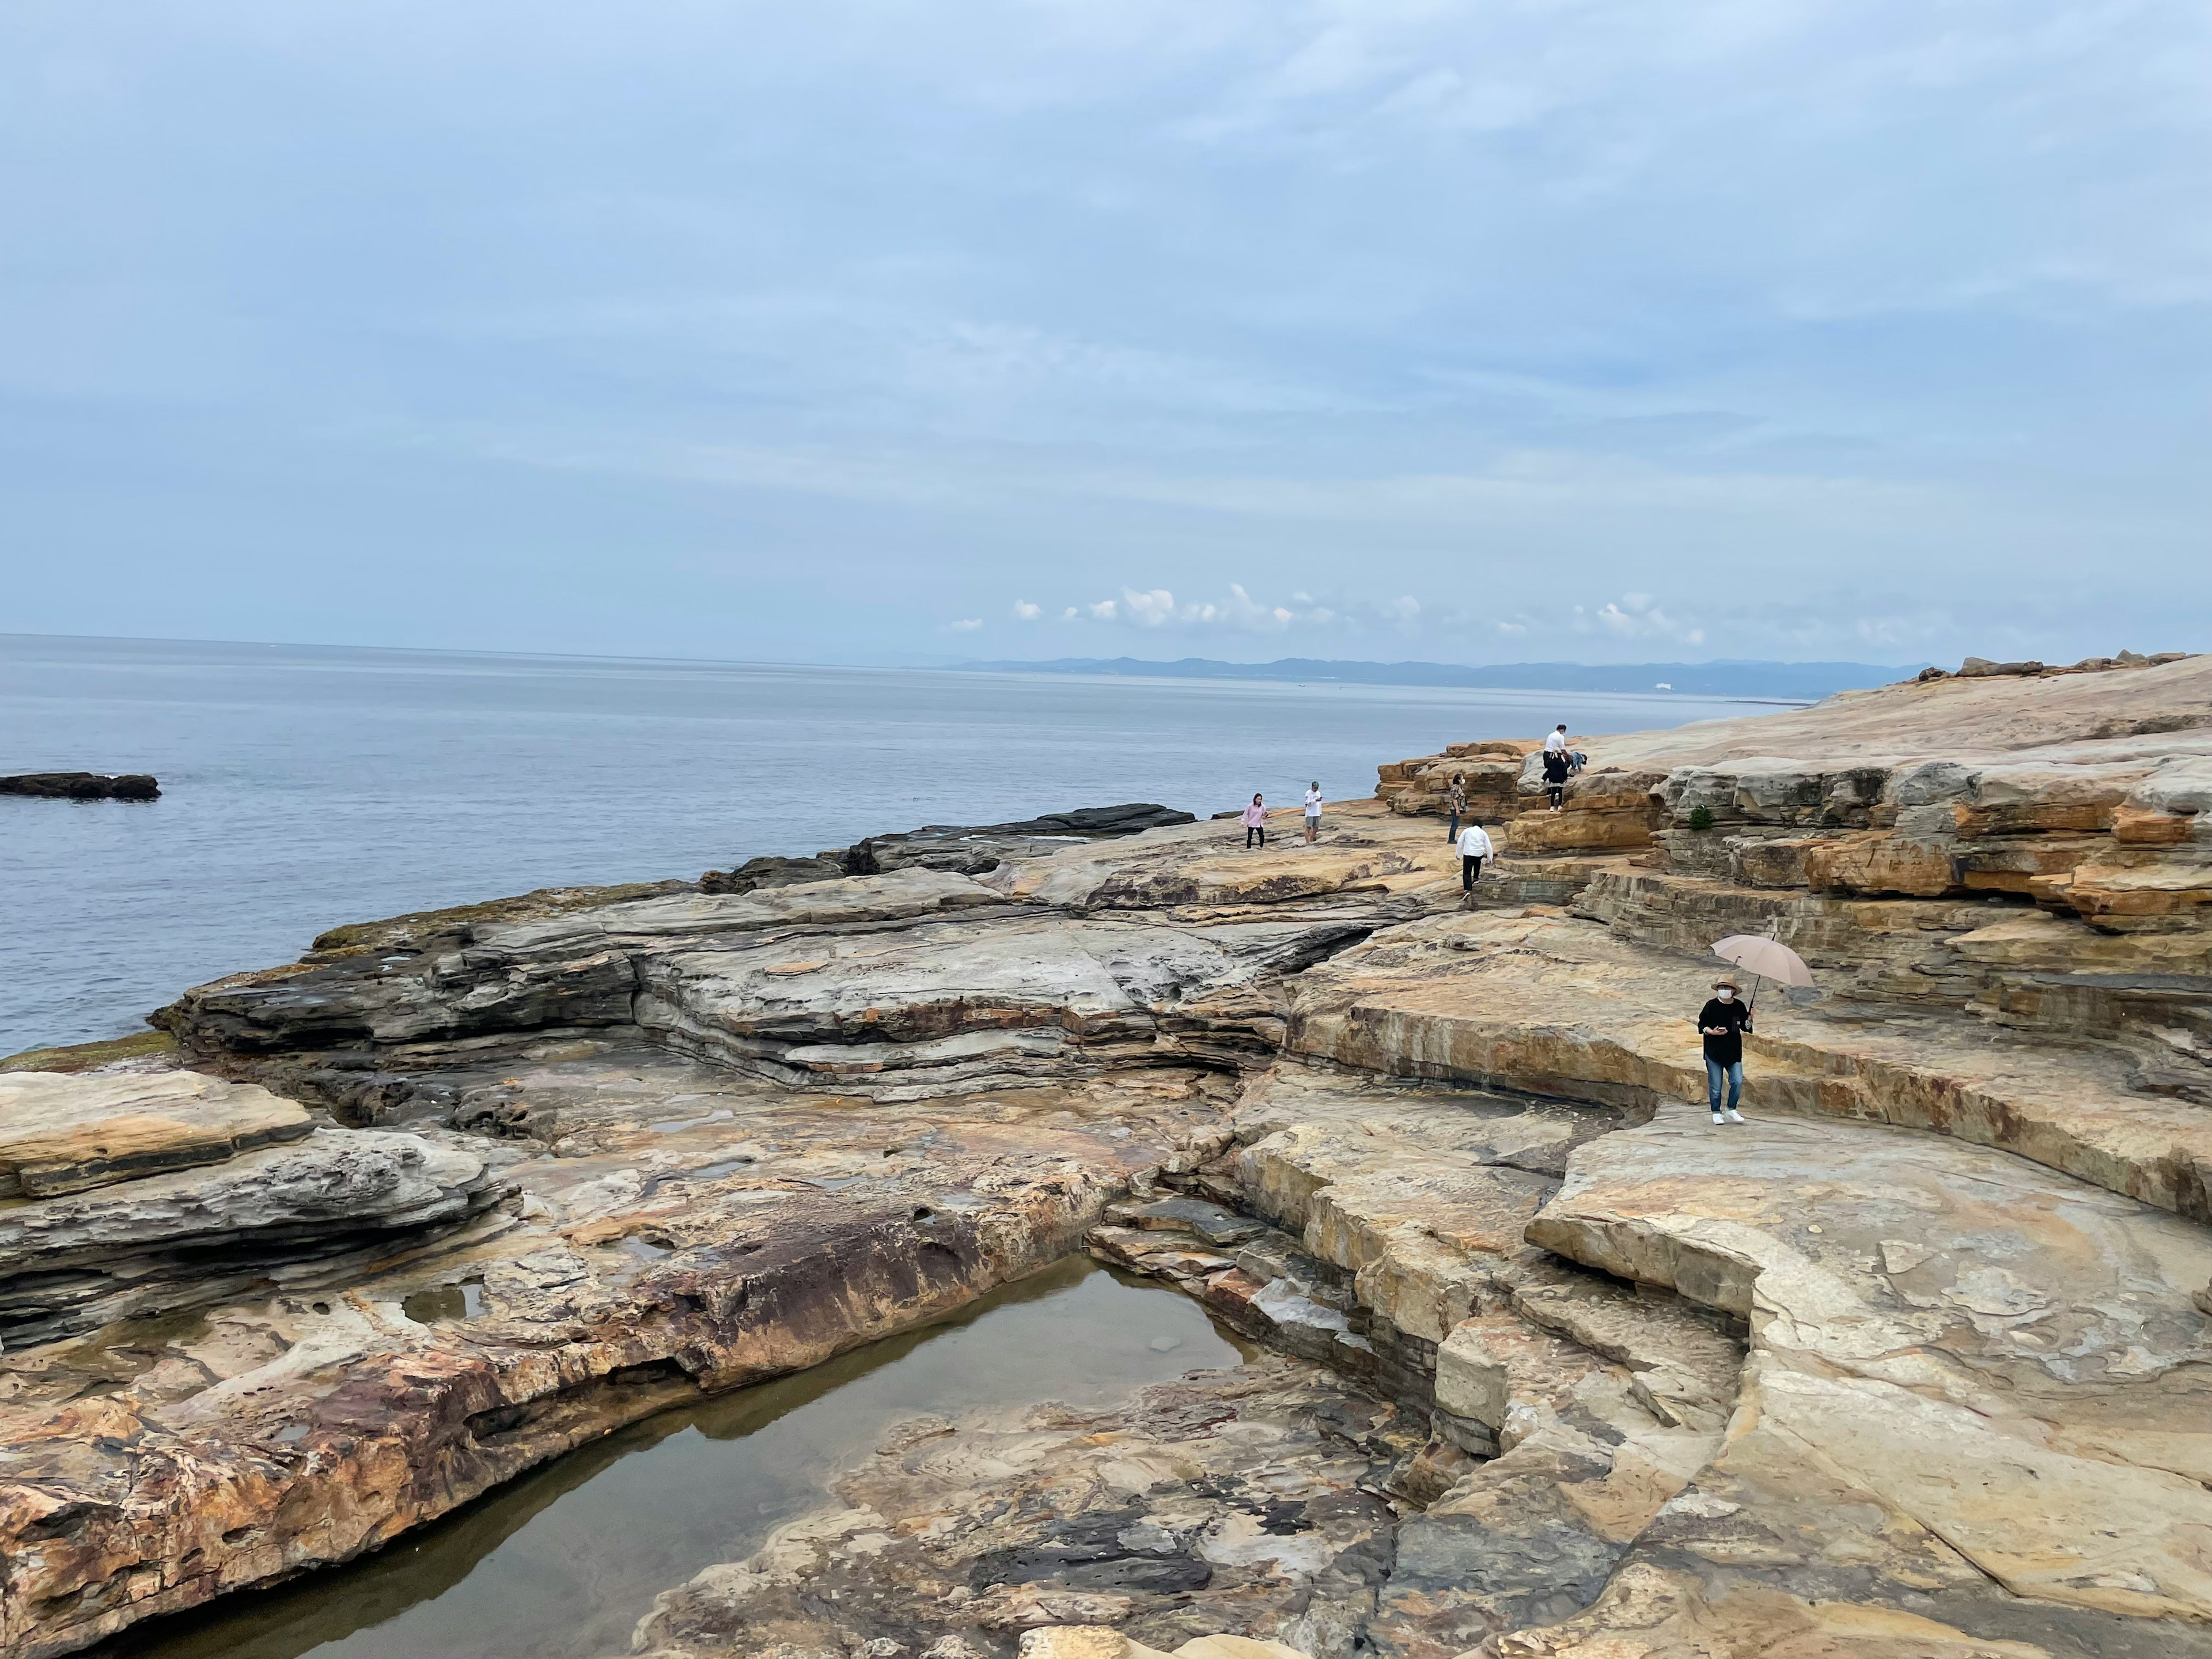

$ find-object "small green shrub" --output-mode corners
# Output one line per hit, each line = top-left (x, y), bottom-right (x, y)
(1687, 806), (1715, 832)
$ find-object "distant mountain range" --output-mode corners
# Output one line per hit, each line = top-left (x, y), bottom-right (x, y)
(956, 657), (1926, 702)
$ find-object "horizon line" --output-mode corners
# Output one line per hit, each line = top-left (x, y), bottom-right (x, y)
(0, 629), (1924, 676)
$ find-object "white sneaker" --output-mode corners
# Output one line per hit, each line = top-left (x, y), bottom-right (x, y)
(1711, 1111), (1725, 1126)
(1725, 1108), (1747, 1124)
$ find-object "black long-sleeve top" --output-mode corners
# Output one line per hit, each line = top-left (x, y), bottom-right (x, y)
(1697, 998), (1753, 1065)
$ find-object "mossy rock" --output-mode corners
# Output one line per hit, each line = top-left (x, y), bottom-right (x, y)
(1, 1030), (179, 1074)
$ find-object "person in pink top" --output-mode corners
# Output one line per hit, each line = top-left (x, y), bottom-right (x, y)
(1242, 793), (1267, 849)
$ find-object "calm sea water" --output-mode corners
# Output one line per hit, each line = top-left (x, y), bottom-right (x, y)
(2, 634), (1747, 1055)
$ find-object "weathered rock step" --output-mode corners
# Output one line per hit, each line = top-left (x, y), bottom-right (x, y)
(1520, 1101), (2212, 1639)
(0, 1071), (310, 1198)
(1088, 1195), (1749, 1655)
(0, 1125), (516, 1347)
(1575, 867), (2212, 1044)
(1287, 907), (2212, 1221)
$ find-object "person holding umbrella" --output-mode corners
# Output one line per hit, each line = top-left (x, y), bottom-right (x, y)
(1699, 929), (1815, 1127)
(1697, 975), (1753, 1126)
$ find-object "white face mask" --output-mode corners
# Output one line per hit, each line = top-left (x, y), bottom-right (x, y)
(1717, 989), (1734, 1002)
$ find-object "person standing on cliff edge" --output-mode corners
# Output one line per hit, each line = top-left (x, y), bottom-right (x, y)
(1304, 781), (1323, 843)
(1447, 774), (1466, 842)
(1243, 793), (1267, 850)
(1698, 976), (1752, 1126)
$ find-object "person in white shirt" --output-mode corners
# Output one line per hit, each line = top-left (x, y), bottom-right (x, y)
(1544, 724), (1569, 755)
(1303, 782), (1323, 843)
(1456, 821), (1493, 893)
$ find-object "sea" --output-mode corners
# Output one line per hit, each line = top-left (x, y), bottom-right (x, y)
(1, 634), (1756, 1058)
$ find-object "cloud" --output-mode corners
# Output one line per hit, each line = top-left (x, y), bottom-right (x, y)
(1583, 592), (1706, 647)
(1123, 588), (1177, 626)
(1041, 583), (1442, 639)
(6, 0), (2203, 668)
(949, 617), (983, 631)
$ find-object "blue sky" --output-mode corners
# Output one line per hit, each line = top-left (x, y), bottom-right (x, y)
(3, 1), (2206, 665)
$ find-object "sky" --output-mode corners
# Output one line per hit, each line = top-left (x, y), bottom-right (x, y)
(2, 1), (2206, 668)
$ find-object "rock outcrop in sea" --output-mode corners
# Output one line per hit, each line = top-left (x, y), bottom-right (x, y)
(1, 652), (2209, 1659)
(0, 772), (160, 801)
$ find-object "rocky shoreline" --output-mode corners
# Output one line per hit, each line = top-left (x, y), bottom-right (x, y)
(3, 653), (2210, 1658)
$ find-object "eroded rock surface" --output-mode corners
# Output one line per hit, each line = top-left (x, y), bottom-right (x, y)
(6, 663), (2211, 1658)
(0, 1071), (308, 1198)
(0, 1050), (1236, 1657)
(625, 1358), (1412, 1659)
(1508, 1103), (2212, 1656)
(0, 1122), (512, 1347)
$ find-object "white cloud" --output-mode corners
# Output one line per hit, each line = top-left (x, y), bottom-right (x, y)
(1593, 596), (1705, 647)
(1012, 599), (1041, 620)
(1496, 620), (1529, 635)
(1123, 588), (1177, 626)
(1051, 582), (1442, 638)
(949, 617), (983, 631)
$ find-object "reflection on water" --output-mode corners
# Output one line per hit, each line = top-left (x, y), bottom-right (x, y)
(100, 1260), (1247, 1659)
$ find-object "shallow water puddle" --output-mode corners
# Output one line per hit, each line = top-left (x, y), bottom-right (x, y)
(98, 1259), (1245, 1659)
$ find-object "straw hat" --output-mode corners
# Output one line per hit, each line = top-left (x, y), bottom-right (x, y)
(1711, 974), (1740, 991)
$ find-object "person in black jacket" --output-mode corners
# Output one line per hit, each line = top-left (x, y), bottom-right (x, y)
(1540, 746), (1571, 810)
(1698, 975), (1752, 1125)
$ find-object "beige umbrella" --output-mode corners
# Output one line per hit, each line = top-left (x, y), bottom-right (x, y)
(1711, 933), (1813, 1011)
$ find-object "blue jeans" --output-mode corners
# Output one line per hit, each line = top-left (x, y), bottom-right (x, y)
(1448, 809), (1460, 841)
(1706, 1056), (1743, 1112)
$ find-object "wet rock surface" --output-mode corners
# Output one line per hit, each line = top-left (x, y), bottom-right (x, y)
(624, 1357), (1412, 1659)
(6, 664), (2212, 1658)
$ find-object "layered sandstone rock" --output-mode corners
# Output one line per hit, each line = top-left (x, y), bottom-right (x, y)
(1503, 1103), (2212, 1655)
(700, 801), (1199, 894)
(0, 1048), (1237, 1657)
(0, 1119), (513, 1347)
(6, 663), (2211, 1659)
(627, 1358), (1410, 1659)
(1376, 739), (1539, 821)
(0, 1071), (308, 1197)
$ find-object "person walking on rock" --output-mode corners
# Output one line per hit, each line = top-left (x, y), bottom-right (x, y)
(1698, 975), (1752, 1126)
(1243, 793), (1267, 850)
(1303, 781), (1323, 843)
(1541, 744), (1571, 811)
(1447, 774), (1466, 842)
(1456, 820), (1493, 895)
